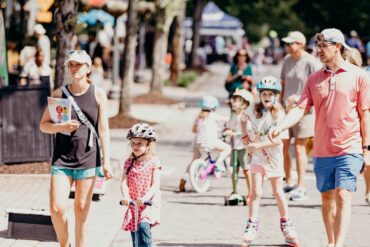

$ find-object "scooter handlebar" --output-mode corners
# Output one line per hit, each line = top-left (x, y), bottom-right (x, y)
(119, 200), (153, 206)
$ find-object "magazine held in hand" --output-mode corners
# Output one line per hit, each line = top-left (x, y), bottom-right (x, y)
(47, 97), (72, 135)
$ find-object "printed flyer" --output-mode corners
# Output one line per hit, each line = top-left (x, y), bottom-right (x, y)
(47, 97), (72, 135)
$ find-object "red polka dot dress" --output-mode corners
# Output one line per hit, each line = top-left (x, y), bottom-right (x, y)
(122, 156), (162, 232)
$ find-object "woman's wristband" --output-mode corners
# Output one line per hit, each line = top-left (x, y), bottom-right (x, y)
(242, 135), (249, 140)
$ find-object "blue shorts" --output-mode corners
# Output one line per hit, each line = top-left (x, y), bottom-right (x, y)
(51, 166), (102, 180)
(313, 154), (364, 193)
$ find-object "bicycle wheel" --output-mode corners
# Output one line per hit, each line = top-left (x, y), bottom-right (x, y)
(189, 159), (211, 193)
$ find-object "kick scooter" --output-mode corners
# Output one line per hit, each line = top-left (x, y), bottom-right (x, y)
(224, 133), (247, 206)
(119, 200), (152, 247)
(224, 141), (247, 206)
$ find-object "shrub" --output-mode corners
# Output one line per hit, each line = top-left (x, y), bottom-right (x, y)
(178, 71), (199, 88)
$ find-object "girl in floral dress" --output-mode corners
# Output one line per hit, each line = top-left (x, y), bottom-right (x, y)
(120, 123), (161, 247)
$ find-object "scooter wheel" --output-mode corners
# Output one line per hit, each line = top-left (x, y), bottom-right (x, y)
(242, 196), (247, 206)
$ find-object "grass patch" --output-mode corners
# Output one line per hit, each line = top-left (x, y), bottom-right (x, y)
(165, 70), (200, 88)
(178, 70), (199, 87)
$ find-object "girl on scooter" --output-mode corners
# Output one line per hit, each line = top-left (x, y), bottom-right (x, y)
(224, 89), (254, 204)
(240, 76), (299, 246)
(120, 123), (161, 247)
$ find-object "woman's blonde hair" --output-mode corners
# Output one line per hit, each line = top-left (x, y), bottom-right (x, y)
(86, 71), (92, 84)
(344, 48), (363, 67)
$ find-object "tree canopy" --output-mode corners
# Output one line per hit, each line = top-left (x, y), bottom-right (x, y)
(187, 0), (370, 43)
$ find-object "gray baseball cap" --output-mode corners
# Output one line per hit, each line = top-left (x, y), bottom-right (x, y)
(282, 31), (306, 45)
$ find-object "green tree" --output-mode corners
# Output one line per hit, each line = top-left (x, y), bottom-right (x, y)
(54, 0), (79, 89)
(213, 0), (304, 42)
(118, 0), (139, 115)
(169, 0), (186, 86)
(293, 0), (370, 39)
(150, 0), (183, 93)
(189, 0), (369, 43)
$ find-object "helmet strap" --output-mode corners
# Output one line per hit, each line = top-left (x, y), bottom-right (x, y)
(126, 145), (150, 175)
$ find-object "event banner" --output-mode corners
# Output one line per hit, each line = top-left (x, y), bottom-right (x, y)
(0, 10), (8, 87)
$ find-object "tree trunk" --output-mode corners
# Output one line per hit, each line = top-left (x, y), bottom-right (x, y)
(150, 0), (178, 93)
(150, 17), (168, 93)
(54, 0), (79, 89)
(190, 0), (205, 68)
(169, 1), (186, 86)
(118, 0), (138, 115)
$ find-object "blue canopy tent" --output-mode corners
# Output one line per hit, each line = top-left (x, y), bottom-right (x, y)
(78, 9), (115, 26)
(184, 1), (245, 48)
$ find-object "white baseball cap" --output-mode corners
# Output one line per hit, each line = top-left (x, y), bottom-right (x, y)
(64, 50), (92, 66)
(320, 28), (350, 50)
(282, 31), (306, 45)
(34, 24), (46, 35)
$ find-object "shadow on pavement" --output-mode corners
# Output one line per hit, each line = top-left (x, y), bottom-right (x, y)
(156, 140), (193, 147)
(157, 243), (239, 247)
(166, 201), (224, 206)
(262, 203), (321, 209)
(186, 194), (226, 198)
(157, 243), (286, 247)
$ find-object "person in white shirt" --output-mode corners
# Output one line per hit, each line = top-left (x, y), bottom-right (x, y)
(34, 24), (51, 66)
(20, 48), (53, 87)
(179, 96), (230, 192)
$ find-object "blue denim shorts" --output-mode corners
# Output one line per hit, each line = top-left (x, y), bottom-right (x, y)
(313, 154), (364, 193)
(51, 166), (102, 180)
(131, 222), (152, 247)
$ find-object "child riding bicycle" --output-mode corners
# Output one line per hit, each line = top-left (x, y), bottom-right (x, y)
(179, 95), (231, 192)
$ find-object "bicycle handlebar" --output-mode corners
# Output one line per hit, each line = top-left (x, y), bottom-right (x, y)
(119, 200), (153, 206)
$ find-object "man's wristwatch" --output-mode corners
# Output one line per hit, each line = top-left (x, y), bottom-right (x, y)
(363, 145), (370, 151)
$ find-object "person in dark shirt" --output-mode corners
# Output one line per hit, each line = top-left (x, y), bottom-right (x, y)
(40, 50), (112, 247)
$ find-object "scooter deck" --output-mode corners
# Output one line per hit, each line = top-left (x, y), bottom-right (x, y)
(224, 193), (247, 206)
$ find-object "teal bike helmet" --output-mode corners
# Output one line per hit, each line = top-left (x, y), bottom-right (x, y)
(200, 95), (219, 111)
(256, 76), (282, 93)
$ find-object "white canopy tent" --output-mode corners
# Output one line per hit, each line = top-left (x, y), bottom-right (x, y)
(184, 1), (245, 48)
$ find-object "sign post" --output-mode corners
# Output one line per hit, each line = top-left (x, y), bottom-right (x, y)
(0, 9), (8, 87)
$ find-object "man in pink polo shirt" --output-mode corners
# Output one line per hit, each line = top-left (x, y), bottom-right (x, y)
(270, 28), (370, 247)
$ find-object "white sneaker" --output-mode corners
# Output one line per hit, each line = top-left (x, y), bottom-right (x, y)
(243, 220), (258, 241)
(289, 187), (308, 201)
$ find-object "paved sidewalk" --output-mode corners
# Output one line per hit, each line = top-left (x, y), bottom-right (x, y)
(1, 63), (369, 247)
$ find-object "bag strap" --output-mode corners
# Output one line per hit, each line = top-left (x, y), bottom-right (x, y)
(61, 85), (101, 149)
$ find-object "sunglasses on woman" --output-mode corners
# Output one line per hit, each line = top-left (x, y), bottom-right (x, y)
(69, 50), (87, 55)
